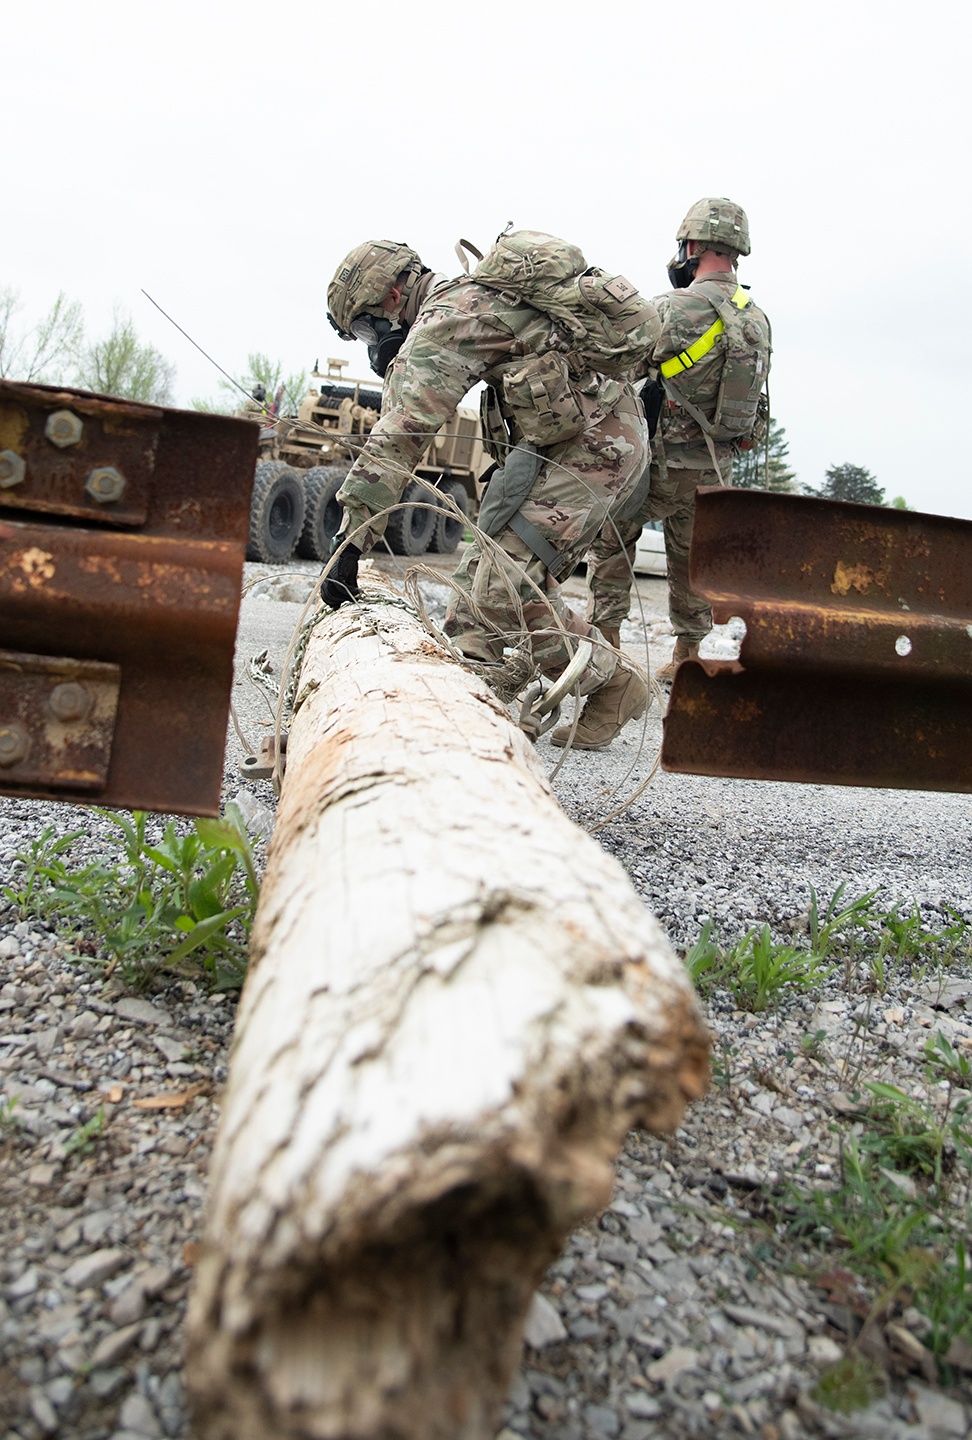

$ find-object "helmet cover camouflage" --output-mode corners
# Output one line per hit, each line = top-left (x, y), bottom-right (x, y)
(327, 239), (424, 338)
(676, 198), (751, 257)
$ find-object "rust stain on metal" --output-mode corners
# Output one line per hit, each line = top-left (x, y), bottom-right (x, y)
(831, 559), (886, 596)
(663, 488), (972, 793)
(0, 380), (258, 815)
(16, 547), (56, 586)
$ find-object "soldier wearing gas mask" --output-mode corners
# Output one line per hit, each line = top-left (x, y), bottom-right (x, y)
(554, 199), (771, 746)
(323, 229), (662, 750)
(327, 239), (445, 379)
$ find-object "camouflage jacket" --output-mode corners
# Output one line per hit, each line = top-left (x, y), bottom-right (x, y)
(337, 277), (657, 549)
(652, 273), (771, 470)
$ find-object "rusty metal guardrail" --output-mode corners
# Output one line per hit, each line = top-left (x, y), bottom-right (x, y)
(662, 487), (972, 793)
(0, 381), (257, 815)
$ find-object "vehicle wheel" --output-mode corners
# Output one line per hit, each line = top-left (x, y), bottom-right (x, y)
(384, 480), (437, 556)
(296, 466), (348, 560)
(428, 479), (468, 554)
(246, 462), (306, 562)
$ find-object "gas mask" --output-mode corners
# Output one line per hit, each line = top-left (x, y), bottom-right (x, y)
(667, 240), (699, 290)
(349, 314), (408, 378)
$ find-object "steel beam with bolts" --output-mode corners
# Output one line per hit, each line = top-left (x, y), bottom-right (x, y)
(0, 380), (257, 815)
(661, 487), (972, 793)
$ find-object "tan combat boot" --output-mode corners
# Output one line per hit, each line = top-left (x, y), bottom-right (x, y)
(549, 663), (650, 750)
(655, 637), (699, 682)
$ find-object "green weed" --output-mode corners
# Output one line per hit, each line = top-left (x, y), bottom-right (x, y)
(924, 1031), (972, 1085)
(776, 1085), (972, 1368)
(684, 887), (971, 1010)
(2, 805), (259, 991)
(811, 1353), (885, 1414)
(685, 919), (831, 1011)
(2, 825), (86, 919)
(800, 1029), (829, 1062)
(63, 1106), (106, 1158)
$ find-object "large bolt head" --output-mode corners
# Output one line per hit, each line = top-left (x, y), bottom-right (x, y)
(49, 681), (91, 723)
(0, 724), (29, 768)
(0, 450), (26, 489)
(85, 466), (127, 504)
(45, 410), (84, 448)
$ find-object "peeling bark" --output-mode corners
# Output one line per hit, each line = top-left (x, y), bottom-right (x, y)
(187, 577), (709, 1440)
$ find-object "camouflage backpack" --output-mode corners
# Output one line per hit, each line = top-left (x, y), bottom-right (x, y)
(471, 229), (659, 379)
(659, 281), (771, 444)
(466, 229), (659, 450)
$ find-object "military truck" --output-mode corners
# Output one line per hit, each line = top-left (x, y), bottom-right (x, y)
(243, 359), (489, 564)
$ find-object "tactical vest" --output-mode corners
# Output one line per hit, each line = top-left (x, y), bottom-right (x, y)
(467, 229), (659, 452)
(659, 281), (770, 444)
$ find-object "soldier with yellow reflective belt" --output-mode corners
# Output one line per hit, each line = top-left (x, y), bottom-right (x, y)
(554, 199), (771, 746)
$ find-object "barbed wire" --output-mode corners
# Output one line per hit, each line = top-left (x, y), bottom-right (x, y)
(141, 293), (665, 825)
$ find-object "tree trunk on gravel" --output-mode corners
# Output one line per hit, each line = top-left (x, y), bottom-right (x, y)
(186, 570), (709, 1440)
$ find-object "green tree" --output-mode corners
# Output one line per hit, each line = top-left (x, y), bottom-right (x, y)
(0, 286), (83, 382)
(732, 418), (796, 492)
(821, 463), (885, 506)
(196, 352), (307, 416)
(74, 308), (175, 403)
(891, 495), (912, 510)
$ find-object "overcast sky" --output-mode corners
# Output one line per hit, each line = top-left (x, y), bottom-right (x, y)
(7, 0), (971, 518)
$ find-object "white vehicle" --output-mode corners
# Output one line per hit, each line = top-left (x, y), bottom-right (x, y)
(633, 519), (667, 577)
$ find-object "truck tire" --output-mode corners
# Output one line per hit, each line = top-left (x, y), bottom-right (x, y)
(246, 462), (306, 563)
(384, 480), (437, 556)
(296, 466), (347, 561)
(428, 479), (468, 554)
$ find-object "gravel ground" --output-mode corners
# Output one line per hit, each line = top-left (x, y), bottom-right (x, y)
(1, 553), (971, 1440)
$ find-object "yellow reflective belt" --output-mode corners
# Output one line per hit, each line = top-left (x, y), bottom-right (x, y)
(660, 285), (749, 379)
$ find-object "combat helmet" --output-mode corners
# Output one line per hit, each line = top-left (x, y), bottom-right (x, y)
(676, 198), (750, 257)
(327, 239), (425, 340)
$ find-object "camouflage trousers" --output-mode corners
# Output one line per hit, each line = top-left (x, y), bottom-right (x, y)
(586, 464), (716, 644)
(444, 394), (648, 694)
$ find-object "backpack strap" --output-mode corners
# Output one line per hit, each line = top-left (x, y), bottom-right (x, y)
(659, 284), (749, 379)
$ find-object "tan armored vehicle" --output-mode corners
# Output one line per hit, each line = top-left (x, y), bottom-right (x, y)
(243, 359), (488, 563)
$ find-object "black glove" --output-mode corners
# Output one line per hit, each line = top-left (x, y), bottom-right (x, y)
(320, 540), (361, 609)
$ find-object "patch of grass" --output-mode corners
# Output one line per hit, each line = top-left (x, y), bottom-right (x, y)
(686, 918), (831, 1012)
(2, 805), (259, 992)
(63, 1106), (106, 1158)
(774, 1070), (972, 1370)
(924, 1031), (972, 1085)
(2, 825), (86, 920)
(811, 1353), (885, 1414)
(684, 886), (971, 1011)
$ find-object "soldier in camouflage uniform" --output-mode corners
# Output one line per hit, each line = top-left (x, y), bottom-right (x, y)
(565, 200), (771, 743)
(323, 231), (661, 749)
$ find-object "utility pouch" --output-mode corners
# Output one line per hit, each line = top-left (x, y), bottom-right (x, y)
(737, 390), (770, 451)
(640, 377), (664, 439)
(576, 272), (662, 378)
(479, 384), (512, 464)
(499, 352), (585, 448)
(477, 444), (544, 538)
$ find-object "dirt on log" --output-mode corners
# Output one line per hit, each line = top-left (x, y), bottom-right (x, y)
(186, 575), (709, 1440)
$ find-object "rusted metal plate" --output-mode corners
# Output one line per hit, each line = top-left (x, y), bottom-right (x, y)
(0, 651), (120, 790)
(0, 382), (258, 815)
(662, 488), (972, 793)
(0, 382), (162, 527)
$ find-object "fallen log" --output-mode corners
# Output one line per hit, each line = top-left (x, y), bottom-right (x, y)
(187, 576), (709, 1440)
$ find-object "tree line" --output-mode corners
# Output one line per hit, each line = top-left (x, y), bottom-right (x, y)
(733, 418), (908, 509)
(0, 287), (175, 403)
